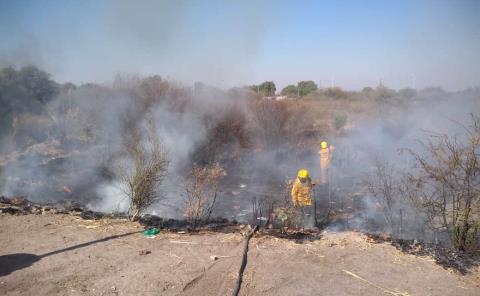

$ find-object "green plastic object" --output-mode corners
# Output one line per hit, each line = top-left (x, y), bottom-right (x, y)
(143, 228), (160, 236)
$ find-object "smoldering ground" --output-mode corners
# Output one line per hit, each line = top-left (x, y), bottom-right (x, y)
(0, 65), (479, 247)
(327, 91), (480, 243)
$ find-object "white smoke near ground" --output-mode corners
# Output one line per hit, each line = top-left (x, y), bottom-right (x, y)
(103, 91), (480, 240)
(0, 64), (257, 221)
(0, 60), (478, 247)
(90, 100), (210, 217)
(90, 181), (129, 213)
(326, 91), (479, 242)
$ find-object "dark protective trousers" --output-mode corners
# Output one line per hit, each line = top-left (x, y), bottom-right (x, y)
(298, 205), (316, 229)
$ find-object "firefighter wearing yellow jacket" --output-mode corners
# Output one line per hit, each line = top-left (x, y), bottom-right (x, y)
(319, 141), (334, 185)
(291, 169), (316, 229)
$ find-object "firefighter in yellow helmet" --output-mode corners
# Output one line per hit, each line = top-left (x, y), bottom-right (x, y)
(319, 141), (334, 185)
(291, 168), (316, 229)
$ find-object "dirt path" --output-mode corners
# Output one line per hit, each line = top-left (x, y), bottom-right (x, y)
(0, 214), (478, 295)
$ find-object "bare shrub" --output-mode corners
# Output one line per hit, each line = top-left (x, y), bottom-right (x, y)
(284, 103), (319, 151)
(374, 83), (396, 103)
(273, 206), (298, 232)
(272, 179), (298, 231)
(113, 73), (141, 90)
(138, 75), (191, 114)
(195, 103), (250, 164)
(334, 113), (348, 131)
(249, 100), (290, 149)
(11, 114), (53, 148)
(405, 115), (480, 251)
(323, 87), (348, 99)
(251, 194), (275, 227)
(183, 163), (226, 229)
(365, 158), (399, 233)
(140, 75), (169, 105)
(117, 120), (170, 221)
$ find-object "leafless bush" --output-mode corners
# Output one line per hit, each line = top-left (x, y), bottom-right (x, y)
(251, 194), (275, 227)
(323, 87), (349, 99)
(271, 179), (298, 231)
(183, 163), (226, 229)
(117, 120), (170, 221)
(334, 113), (348, 131)
(374, 83), (396, 102)
(249, 100), (290, 149)
(284, 103), (319, 151)
(140, 75), (170, 108)
(365, 158), (399, 233)
(273, 206), (298, 232)
(195, 103), (250, 164)
(405, 115), (480, 251)
(11, 114), (53, 148)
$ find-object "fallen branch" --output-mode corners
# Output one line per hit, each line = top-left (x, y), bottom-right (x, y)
(169, 240), (199, 245)
(231, 225), (259, 296)
(343, 270), (411, 296)
(182, 260), (221, 292)
(182, 269), (207, 292)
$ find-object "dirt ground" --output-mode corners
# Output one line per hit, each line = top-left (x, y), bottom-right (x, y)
(1, 213), (479, 296)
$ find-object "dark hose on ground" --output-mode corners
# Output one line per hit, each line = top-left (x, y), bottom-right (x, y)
(231, 225), (259, 296)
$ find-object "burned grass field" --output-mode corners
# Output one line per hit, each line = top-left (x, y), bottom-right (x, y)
(1, 1), (480, 294)
(1, 65), (480, 295)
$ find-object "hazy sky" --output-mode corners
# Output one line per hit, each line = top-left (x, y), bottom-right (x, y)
(1, 0), (479, 90)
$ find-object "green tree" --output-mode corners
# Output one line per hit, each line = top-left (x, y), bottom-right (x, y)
(281, 84), (298, 97)
(248, 85), (259, 93)
(19, 65), (58, 103)
(258, 81), (276, 96)
(0, 65), (58, 138)
(297, 80), (318, 97)
(362, 86), (374, 93)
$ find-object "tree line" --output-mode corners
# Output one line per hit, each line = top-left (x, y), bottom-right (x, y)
(249, 80), (318, 97)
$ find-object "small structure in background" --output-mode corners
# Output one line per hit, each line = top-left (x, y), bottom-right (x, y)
(262, 95), (289, 101)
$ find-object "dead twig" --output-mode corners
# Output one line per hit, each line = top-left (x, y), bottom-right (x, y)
(343, 270), (411, 296)
(169, 240), (199, 245)
(182, 259), (221, 291)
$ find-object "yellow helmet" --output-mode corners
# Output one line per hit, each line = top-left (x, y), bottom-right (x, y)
(321, 141), (328, 149)
(297, 169), (309, 178)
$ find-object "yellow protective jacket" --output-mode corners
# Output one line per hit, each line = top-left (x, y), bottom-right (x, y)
(291, 177), (313, 207)
(319, 146), (334, 184)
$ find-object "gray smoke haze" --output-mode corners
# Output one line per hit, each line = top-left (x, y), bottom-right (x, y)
(326, 91), (479, 241)
(0, 74), (252, 218)
(89, 98), (211, 216)
(0, 62), (479, 247)
(0, 1), (268, 89)
(105, 0), (266, 87)
(1, 2), (479, 252)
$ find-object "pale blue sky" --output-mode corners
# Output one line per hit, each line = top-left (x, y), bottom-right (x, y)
(1, 0), (479, 90)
